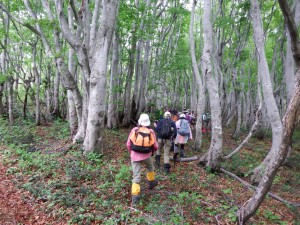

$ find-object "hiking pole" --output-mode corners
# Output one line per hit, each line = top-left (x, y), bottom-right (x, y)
(130, 118), (138, 126)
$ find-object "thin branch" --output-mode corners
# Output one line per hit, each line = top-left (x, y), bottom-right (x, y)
(0, 3), (41, 37)
(220, 168), (300, 207)
(128, 207), (161, 223)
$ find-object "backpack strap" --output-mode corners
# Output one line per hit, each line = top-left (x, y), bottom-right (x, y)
(134, 127), (140, 140)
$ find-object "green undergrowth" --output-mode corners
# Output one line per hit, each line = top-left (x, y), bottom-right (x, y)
(0, 118), (298, 224)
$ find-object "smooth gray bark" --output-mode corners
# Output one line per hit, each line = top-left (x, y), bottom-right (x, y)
(249, 0), (283, 185)
(122, 24), (137, 127)
(199, 0), (223, 170)
(83, 0), (119, 153)
(107, 35), (119, 129)
(32, 43), (41, 125)
(67, 5), (78, 136)
(239, 0), (300, 222)
(189, 0), (204, 151)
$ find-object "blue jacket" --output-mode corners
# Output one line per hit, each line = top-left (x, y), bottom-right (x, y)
(155, 118), (177, 139)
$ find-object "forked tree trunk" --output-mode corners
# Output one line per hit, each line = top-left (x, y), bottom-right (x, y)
(199, 0), (223, 170)
(83, 0), (119, 154)
(24, 0), (83, 130)
(239, 0), (300, 222)
(240, 59), (300, 224)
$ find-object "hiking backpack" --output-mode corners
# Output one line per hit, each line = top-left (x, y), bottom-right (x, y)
(158, 119), (173, 139)
(177, 119), (190, 136)
(130, 127), (155, 153)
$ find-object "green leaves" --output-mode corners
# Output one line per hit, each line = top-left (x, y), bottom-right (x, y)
(0, 73), (8, 84)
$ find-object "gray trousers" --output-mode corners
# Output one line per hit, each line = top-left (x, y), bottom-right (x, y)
(156, 138), (171, 164)
(131, 157), (154, 183)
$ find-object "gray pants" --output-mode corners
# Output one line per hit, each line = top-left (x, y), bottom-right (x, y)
(156, 138), (171, 164)
(131, 157), (154, 183)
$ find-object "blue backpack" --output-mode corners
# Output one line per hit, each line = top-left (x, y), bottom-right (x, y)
(177, 119), (190, 136)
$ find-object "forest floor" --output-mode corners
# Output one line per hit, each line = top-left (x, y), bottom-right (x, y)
(0, 118), (299, 224)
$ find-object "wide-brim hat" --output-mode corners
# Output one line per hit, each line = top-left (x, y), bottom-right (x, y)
(180, 114), (186, 118)
(138, 113), (151, 126)
(164, 111), (171, 118)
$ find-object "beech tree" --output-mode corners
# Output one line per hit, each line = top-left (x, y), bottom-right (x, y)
(239, 0), (300, 222)
(198, 0), (223, 170)
(189, 0), (204, 151)
(248, 0), (283, 185)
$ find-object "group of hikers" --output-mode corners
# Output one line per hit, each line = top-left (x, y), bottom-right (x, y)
(126, 109), (195, 206)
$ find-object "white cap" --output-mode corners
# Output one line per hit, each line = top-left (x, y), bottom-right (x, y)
(180, 114), (186, 118)
(164, 111), (171, 118)
(138, 114), (151, 126)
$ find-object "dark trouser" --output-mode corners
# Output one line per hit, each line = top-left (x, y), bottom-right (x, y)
(174, 144), (185, 157)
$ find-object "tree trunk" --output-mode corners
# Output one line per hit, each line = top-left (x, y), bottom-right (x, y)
(282, 0), (300, 165)
(249, 0), (283, 185)
(1, 12), (11, 122)
(189, 0), (205, 151)
(66, 5), (78, 136)
(199, 0), (223, 171)
(0, 84), (5, 116)
(284, 0), (300, 105)
(52, 70), (60, 117)
(136, 39), (151, 117)
(232, 94), (242, 139)
(240, 58), (300, 224)
(32, 43), (41, 125)
(239, 0), (300, 222)
(24, 0), (83, 130)
(23, 82), (31, 120)
(107, 35), (119, 128)
(122, 24), (137, 127)
(83, 0), (119, 154)
(225, 81), (262, 159)
(7, 77), (14, 124)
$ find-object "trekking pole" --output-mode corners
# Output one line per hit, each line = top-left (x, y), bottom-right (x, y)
(172, 137), (178, 169)
(130, 118), (138, 126)
(174, 156), (176, 169)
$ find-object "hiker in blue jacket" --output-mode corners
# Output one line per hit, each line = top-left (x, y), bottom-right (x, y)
(154, 111), (177, 174)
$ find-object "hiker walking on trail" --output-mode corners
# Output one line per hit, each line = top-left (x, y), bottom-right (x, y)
(126, 114), (159, 206)
(202, 111), (211, 133)
(174, 114), (193, 159)
(154, 111), (177, 174)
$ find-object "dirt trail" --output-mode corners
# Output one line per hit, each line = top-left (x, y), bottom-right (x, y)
(0, 153), (64, 225)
